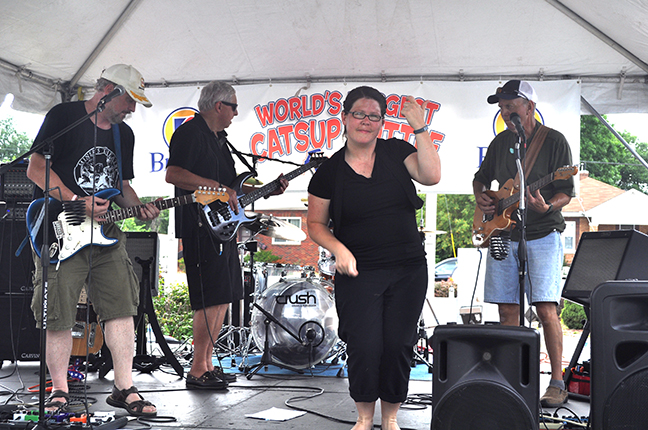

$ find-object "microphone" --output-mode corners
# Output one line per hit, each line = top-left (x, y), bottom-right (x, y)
(97, 85), (125, 111)
(509, 112), (525, 138)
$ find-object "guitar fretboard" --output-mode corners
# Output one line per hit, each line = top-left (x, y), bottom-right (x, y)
(496, 172), (555, 215)
(99, 194), (196, 224)
(216, 157), (324, 217)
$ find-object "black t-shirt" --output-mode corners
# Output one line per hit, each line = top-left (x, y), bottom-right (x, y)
(167, 113), (238, 238)
(31, 101), (135, 198)
(308, 139), (425, 270)
(473, 125), (575, 241)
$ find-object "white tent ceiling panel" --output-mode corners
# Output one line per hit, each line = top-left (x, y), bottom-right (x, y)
(1, 0), (647, 115)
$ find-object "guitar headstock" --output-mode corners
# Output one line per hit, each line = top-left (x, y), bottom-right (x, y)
(306, 151), (327, 167)
(555, 165), (579, 181)
(194, 187), (229, 205)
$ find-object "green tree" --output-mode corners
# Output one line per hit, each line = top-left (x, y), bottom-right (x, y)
(0, 118), (32, 163)
(113, 196), (169, 234)
(435, 194), (476, 262)
(580, 115), (648, 192)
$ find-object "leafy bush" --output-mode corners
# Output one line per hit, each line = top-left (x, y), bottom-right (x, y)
(152, 283), (193, 341)
(243, 250), (281, 263)
(434, 280), (457, 298)
(561, 300), (587, 329)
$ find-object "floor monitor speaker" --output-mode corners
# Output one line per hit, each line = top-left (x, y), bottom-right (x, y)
(591, 281), (648, 430)
(431, 325), (539, 430)
(562, 229), (648, 305)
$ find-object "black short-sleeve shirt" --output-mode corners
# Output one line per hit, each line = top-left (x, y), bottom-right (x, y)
(308, 139), (425, 270)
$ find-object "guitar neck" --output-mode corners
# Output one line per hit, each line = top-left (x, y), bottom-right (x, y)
(498, 171), (555, 213)
(238, 161), (317, 207)
(99, 194), (195, 224)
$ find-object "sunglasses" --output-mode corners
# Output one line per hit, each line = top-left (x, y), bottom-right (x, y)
(221, 101), (238, 111)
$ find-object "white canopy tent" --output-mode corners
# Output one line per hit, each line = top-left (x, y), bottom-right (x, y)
(2, 0), (648, 317)
(1, 0), (647, 115)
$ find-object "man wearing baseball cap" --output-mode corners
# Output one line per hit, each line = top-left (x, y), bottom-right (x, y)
(473, 80), (575, 408)
(27, 64), (158, 416)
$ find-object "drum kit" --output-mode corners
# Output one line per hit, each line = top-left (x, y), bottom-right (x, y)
(214, 211), (343, 378)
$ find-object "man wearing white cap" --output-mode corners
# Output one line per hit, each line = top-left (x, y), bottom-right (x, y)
(27, 64), (158, 416)
(473, 80), (575, 408)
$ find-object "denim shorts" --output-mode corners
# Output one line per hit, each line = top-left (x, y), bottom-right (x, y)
(31, 224), (140, 330)
(483, 230), (563, 305)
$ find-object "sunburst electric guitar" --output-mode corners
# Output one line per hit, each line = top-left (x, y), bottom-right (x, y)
(472, 165), (578, 247)
(200, 152), (326, 242)
(27, 187), (227, 264)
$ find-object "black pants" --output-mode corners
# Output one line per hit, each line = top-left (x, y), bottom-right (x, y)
(335, 262), (427, 403)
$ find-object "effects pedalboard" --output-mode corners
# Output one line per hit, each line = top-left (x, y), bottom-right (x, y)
(0, 410), (128, 430)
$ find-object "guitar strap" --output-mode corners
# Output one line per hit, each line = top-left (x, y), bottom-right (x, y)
(224, 139), (258, 177)
(112, 124), (124, 194)
(514, 123), (550, 185)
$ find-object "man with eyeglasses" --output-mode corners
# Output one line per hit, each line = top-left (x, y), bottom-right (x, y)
(165, 81), (288, 389)
(473, 80), (575, 408)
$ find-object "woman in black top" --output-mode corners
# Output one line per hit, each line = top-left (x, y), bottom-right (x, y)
(307, 86), (441, 430)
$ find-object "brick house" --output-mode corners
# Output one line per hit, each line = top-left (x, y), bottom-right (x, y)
(562, 171), (648, 264)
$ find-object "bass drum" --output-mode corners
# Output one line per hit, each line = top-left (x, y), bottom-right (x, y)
(251, 278), (338, 369)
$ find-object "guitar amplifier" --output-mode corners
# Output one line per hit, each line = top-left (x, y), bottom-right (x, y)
(0, 161), (35, 203)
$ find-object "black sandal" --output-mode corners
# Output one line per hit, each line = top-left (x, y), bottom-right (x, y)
(44, 390), (69, 411)
(106, 385), (157, 417)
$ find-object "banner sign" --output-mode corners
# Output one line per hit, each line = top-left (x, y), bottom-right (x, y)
(127, 80), (581, 207)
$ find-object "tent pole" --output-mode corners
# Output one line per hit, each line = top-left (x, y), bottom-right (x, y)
(581, 95), (648, 171)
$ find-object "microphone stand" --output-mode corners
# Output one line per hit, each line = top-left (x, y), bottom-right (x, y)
(0, 105), (104, 428)
(515, 128), (528, 328)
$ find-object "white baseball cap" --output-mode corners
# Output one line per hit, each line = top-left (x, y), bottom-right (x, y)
(487, 80), (538, 104)
(100, 64), (152, 108)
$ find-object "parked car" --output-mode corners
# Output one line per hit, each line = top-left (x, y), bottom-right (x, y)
(435, 257), (458, 282)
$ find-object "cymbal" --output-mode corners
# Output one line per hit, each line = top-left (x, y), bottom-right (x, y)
(245, 212), (307, 242)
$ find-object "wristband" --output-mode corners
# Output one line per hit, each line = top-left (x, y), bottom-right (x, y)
(413, 125), (428, 134)
(545, 202), (553, 214)
(71, 195), (78, 201)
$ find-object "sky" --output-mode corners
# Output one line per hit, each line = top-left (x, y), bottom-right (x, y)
(2, 92), (648, 144)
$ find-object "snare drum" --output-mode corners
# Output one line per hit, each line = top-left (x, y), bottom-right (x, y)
(251, 278), (338, 369)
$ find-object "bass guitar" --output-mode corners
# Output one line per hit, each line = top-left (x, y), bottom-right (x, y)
(201, 152), (326, 242)
(472, 165), (578, 247)
(27, 187), (227, 264)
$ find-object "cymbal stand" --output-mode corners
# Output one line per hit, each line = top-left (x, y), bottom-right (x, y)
(412, 317), (433, 373)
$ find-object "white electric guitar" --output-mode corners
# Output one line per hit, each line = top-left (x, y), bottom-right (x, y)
(26, 187), (227, 264)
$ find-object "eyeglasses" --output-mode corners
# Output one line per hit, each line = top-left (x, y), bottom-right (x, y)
(221, 101), (238, 111)
(348, 111), (383, 122)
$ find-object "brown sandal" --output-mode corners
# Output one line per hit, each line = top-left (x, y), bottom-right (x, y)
(44, 390), (69, 411)
(106, 385), (156, 417)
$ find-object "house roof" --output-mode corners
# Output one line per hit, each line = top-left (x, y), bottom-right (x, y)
(563, 171), (648, 225)
(563, 171), (625, 213)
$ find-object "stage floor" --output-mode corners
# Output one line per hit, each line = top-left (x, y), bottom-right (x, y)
(0, 326), (590, 429)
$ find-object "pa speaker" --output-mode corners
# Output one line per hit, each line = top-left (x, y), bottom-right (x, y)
(0, 219), (34, 294)
(431, 325), (539, 430)
(124, 231), (159, 296)
(562, 229), (648, 305)
(591, 281), (648, 430)
(0, 293), (41, 361)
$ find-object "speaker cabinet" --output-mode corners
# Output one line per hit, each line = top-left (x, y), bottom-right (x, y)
(0, 294), (41, 361)
(591, 281), (648, 430)
(124, 231), (159, 296)
(431, 325), (539, 430)
(0, 219), (34, 294)
(562, 229), (648, 305)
